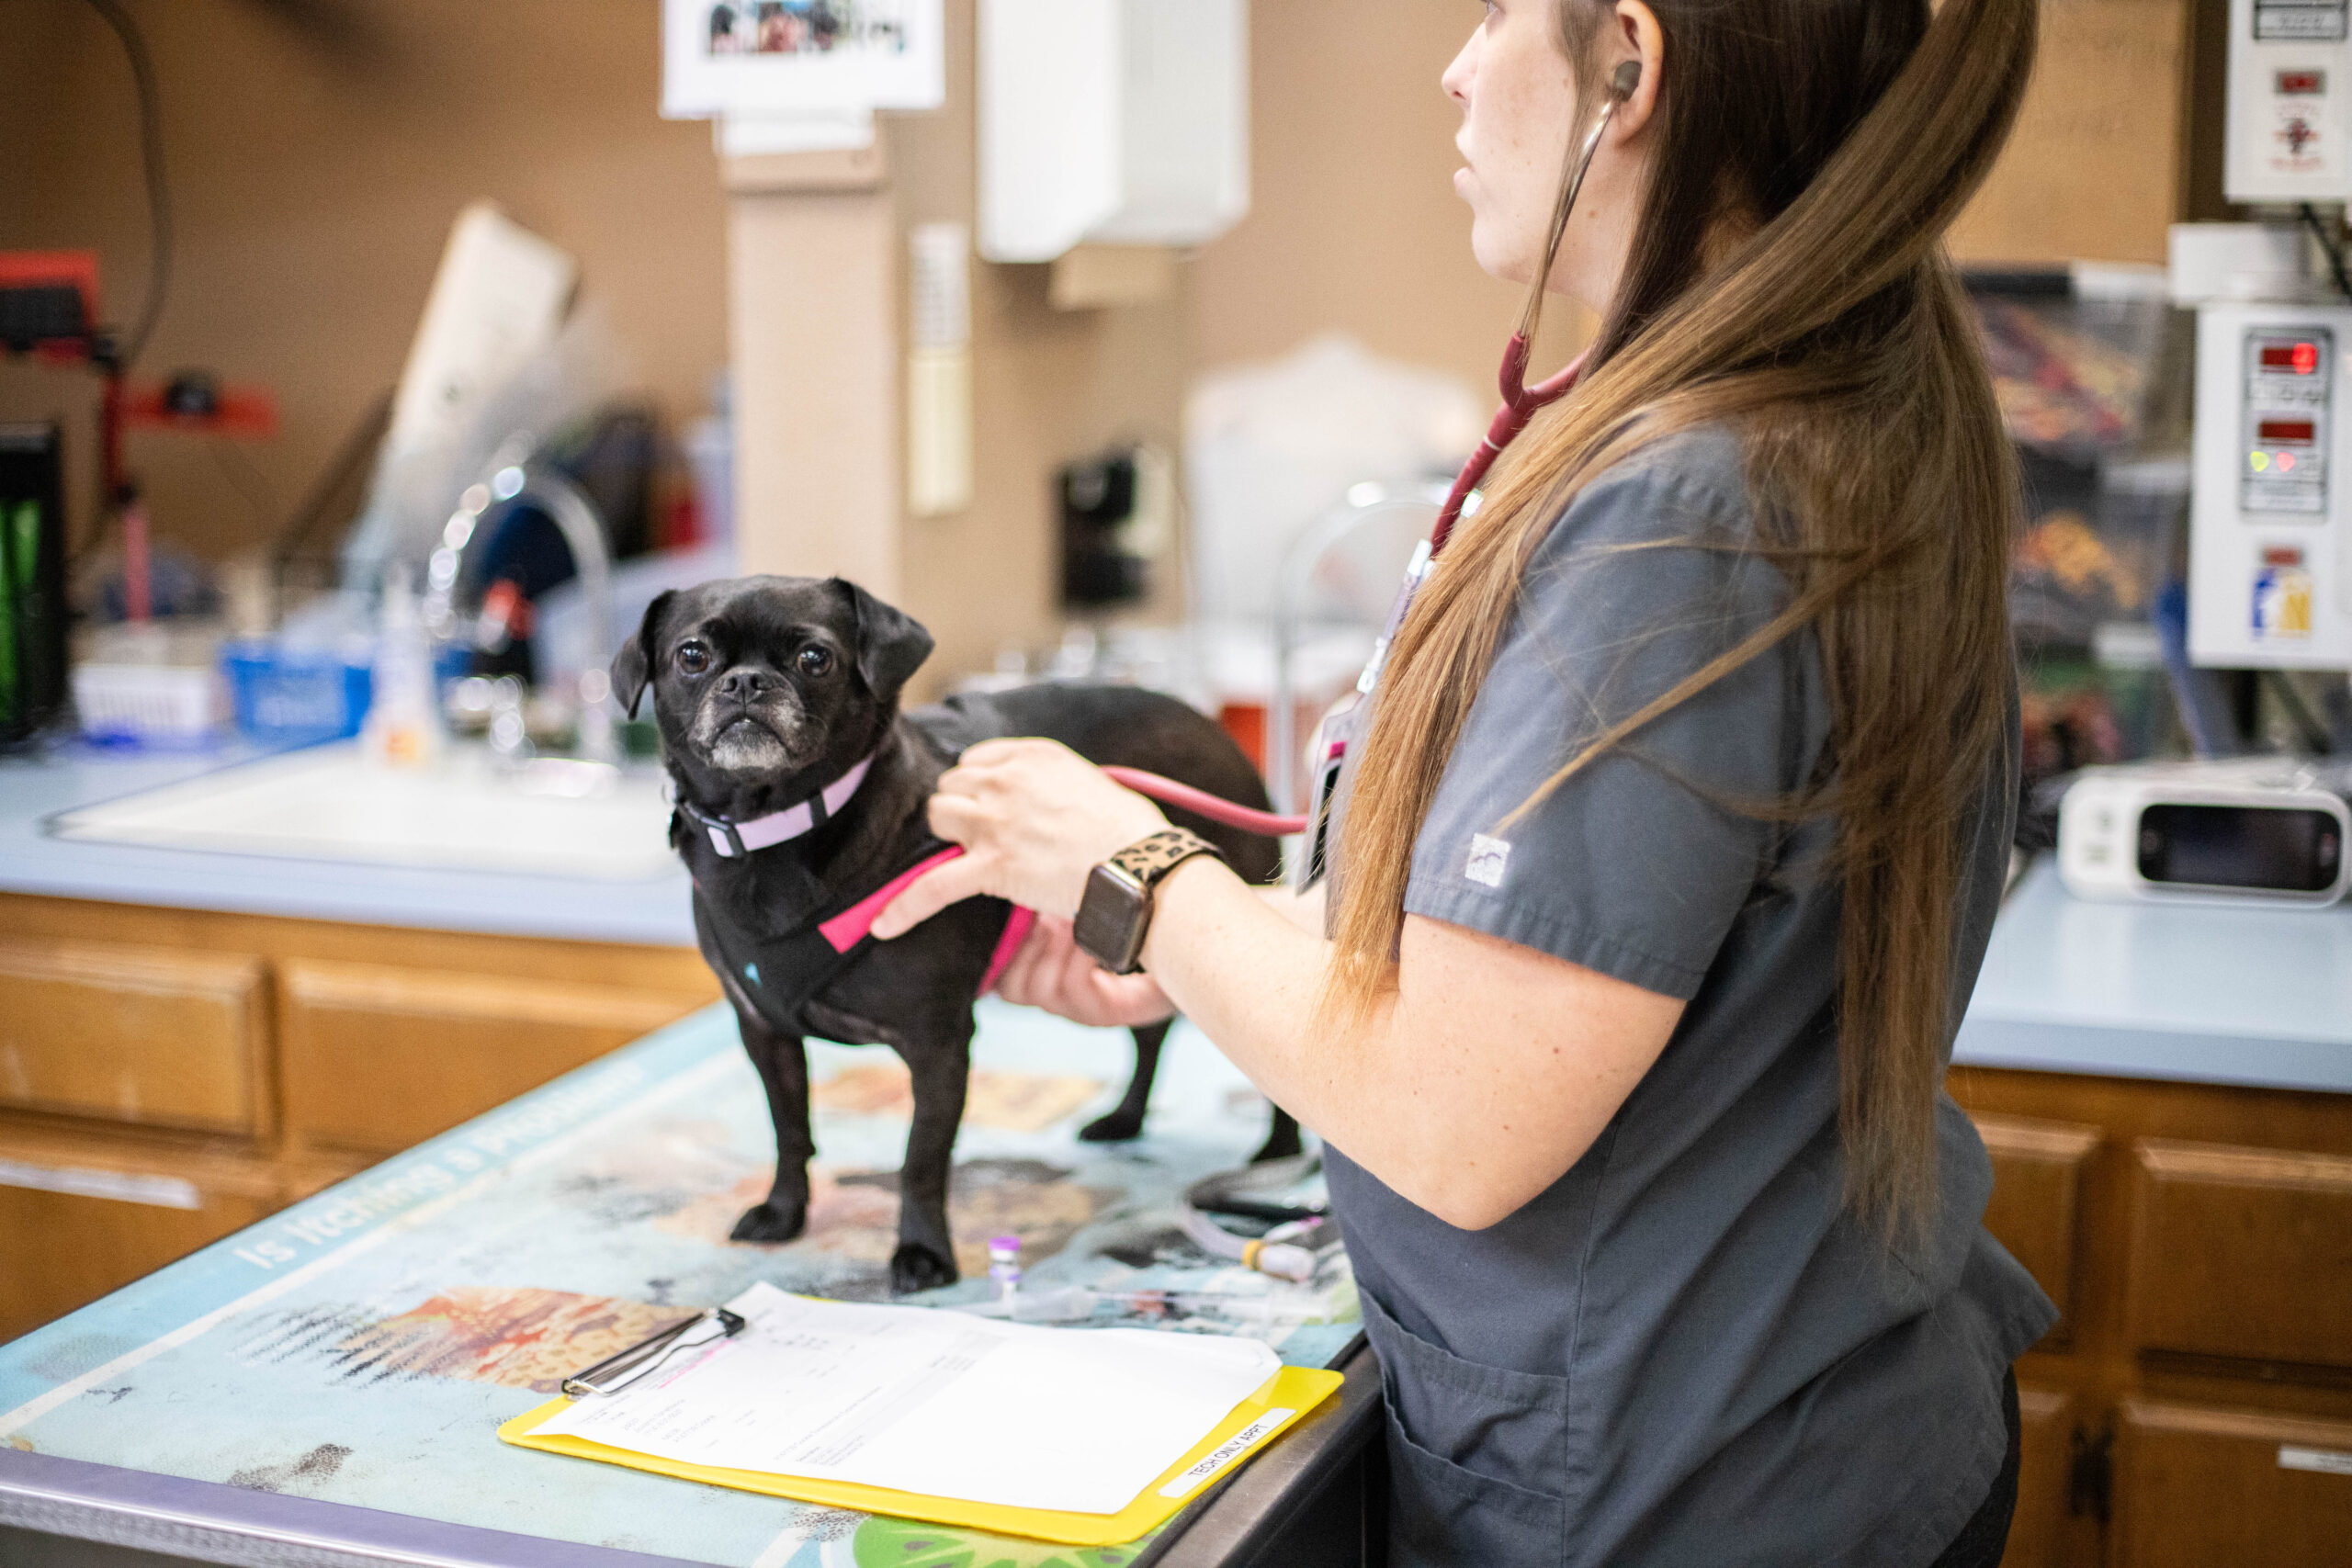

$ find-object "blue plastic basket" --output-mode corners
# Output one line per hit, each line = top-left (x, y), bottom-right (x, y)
(220, 641), (373, 748)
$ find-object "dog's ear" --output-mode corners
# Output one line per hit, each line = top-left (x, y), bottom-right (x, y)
(609, 590), (674, 719)
(833, 579), (933, 706)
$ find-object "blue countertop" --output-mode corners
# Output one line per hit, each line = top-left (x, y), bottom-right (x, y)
(0, 744), (697, 948)
(4, 744), (2346, 1092)
(1954, 857), (2352, 1094)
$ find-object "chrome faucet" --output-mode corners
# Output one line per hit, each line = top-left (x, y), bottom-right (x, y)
(422, 449), (618, 762)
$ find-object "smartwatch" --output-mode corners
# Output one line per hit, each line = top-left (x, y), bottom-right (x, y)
(1072, 829), (1225, 975)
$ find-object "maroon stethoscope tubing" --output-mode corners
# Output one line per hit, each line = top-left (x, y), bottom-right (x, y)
(1427, 338), (1592, 558)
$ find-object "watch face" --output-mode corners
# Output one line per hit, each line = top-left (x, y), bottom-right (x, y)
(1074, 864), (1151, 974)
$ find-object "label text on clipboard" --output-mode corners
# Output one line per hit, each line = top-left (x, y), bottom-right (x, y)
(1157, 1408), (1297, 1499)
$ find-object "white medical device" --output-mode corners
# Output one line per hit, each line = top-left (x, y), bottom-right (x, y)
(2058, 760), (2350, 906)
(2188, 302), (2352, 665)
(2224, 0), (2352, 204)
(2180, 1), (2352, 668)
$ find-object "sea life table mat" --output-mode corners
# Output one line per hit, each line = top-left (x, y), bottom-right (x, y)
(0, 999), (1358, 1568)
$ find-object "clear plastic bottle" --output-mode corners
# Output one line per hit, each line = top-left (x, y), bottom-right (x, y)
(362, 569), (440, 770)
(987, 1235), (1022, 1302)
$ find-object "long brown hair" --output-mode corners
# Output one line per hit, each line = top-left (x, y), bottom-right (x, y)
(1327, 0), (2037, 1242)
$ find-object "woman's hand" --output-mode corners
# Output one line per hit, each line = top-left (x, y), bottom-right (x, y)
(992, 913), (1176, 1028)
(869, 738), (1169, 939)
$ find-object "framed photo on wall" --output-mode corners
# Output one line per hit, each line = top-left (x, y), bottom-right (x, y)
(662, 0), (944, 118)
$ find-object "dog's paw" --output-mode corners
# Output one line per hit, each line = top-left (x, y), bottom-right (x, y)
(888, 1241), (959, 1294)
(1250, 1118), (1305, 1164)
(1077, 1107), (1146, 1143)
(729, 1201), (808, 1244)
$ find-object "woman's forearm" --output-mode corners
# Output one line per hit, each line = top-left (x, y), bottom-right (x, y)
(1142, 858), (1679, 1228)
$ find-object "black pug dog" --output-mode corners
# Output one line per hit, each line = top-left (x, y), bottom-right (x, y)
(612, 575), (1300, 1293)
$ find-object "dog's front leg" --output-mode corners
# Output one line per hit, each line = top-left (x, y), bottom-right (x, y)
(887, 1026), (971, 1293)
(729, 1001), (815, 1245)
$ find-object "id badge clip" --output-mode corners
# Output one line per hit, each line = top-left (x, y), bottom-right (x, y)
(1293, 542), (1435, 894)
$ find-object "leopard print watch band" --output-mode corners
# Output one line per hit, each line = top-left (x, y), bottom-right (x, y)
(1106, 829), (1225, 887)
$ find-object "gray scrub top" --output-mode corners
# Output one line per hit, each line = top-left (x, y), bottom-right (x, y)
(1319, 426), (2056, 1567)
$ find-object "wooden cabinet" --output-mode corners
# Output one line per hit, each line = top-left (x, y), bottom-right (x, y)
(1977, 1113), (2099, 1347)
(0, 893), (717, 1341)
(0, 1121), (285, 1342)
(278, 959), (704, 1156)
(2004, 1385), (2076, 1568)
(0, 938), (269, 1135)
(2111, 1401), (2352, 1568)
(2125, 1140), (2352, 1371)
(1953, 1068), (2352, 1568)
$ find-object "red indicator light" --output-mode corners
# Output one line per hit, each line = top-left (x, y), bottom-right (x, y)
(2259, 343), (2324, 373)
(2259, 418), (2318, 442)
(2279, 452), (2299, 471)
(2280, 71), (2326, 96)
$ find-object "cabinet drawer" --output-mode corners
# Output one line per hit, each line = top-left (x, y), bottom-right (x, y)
(0, 938), (267, 1135)
(0, 1134), (283, 1342)
(2126, 1139), (2352, 1369)
(278, 960), (706, 1156)
(1973, 1113), (2098, 1346)
(2113, 1400), (2352, 1568)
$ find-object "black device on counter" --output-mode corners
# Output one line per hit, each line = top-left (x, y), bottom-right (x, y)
(1057, 447), (1152, 609)
(0, 422), (69, 745)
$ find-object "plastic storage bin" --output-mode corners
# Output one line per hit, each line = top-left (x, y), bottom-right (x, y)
(220, 641), (372, 749)
(73, 662), (228, 743)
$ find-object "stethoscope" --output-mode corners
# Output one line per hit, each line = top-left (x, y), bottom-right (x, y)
(1294, 59), (1643, 889)
(1430, 57), (1642, 555)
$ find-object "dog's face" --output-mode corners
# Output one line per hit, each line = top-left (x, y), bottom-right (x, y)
(610, 576), (933, 805)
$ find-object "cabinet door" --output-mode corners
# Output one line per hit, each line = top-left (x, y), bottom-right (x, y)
(2112, 1400), (2352, 1568)
(2125, 1139), (2352, 1370)
(1974, 1113), (2099, 1346)
(1999, 1384), (2075, 1568)
(0, 938), (267, 1135)
(277, 960), (707, 1156)
(0, 1134), (281, 1341)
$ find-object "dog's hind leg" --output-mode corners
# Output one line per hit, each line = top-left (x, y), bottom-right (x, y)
(1079, 1017), (1173, 1144)
(729, 1005), (816, 1245)
(1253, 1106), (1304, 1164)
(887, 1025), (972, 1294)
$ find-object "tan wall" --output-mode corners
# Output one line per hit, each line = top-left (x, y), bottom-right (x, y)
(1, 0), (2200, 684)
(1189, 1), (1588, 406)
(885, 1), (1192, 692)
(0, 0), (730, 567)
(1947, 0), (2193, 269)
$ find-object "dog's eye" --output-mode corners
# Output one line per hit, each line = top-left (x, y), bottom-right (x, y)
(674, 642), (711, 676)
(797, 646), (835, 677)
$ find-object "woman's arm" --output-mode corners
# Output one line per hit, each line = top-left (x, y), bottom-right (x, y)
(873, 739), (1682, 1230)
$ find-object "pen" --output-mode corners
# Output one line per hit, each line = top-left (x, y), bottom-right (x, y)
(561, 1306), (747, 1398)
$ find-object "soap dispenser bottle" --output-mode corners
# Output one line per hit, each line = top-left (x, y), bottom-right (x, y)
(363, 569), (439, 769)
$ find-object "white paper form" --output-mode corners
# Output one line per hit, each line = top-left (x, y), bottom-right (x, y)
(534, 1282), (1281, 1516)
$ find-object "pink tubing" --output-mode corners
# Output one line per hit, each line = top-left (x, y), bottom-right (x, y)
(1102, 766), (1308, 837)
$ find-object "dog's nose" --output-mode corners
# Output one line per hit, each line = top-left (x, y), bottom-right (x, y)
(718, 667), (773, 701)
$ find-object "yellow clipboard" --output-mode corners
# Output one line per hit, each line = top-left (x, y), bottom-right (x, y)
(498, 1362), (1342, 1548)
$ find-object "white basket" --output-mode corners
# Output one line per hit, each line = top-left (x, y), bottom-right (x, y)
(74, 662), (229, 740)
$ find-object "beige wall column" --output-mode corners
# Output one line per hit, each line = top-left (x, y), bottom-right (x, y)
(723, 145), (900, 596)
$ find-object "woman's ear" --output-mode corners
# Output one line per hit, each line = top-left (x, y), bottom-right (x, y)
(1609, 1), (1667, 140)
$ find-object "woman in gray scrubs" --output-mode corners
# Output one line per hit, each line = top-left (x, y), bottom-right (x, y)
(877, 0), (2055, 1561)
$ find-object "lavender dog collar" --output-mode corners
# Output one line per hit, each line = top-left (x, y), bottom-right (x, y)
(682, 753), (875, 858)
